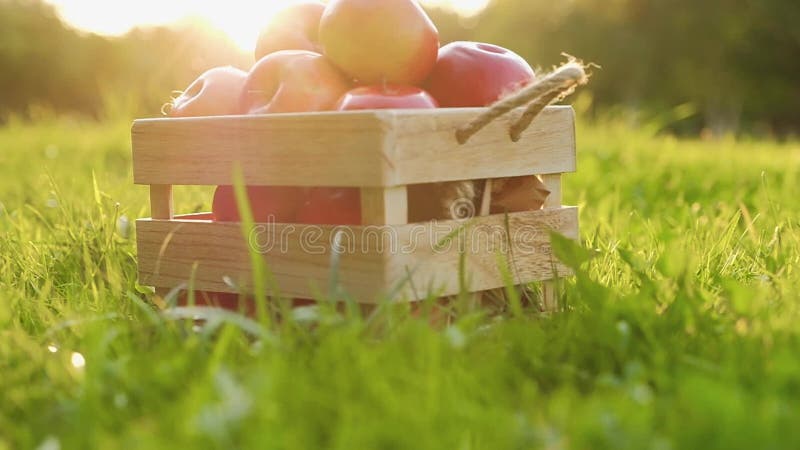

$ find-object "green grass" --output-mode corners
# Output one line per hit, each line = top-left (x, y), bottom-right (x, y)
(1, 115), (799, 449)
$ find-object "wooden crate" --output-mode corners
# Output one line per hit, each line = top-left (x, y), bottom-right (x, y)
(132, 106), (578, 305)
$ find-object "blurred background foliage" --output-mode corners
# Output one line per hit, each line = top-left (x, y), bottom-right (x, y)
(1, 0), (798, 136)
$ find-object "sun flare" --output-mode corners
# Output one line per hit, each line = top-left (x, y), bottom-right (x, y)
(45, 0), (489, 53)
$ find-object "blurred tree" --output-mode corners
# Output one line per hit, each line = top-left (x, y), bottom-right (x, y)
(433, 0), (800, 136)
(733, 0), (800, 134)
(0, 0), (798, 135)
(0, 0), (247, 120)
(0, 0), (91, 113)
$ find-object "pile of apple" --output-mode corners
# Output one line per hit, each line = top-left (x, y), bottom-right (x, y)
(168, 0), (537, 227)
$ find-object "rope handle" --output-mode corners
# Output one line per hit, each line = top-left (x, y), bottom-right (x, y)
(455, 60), (589, 145)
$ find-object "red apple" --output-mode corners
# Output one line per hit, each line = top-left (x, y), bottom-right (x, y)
(254, 1), (326, 61)
(212, 185), (305, 223)
(176, 290), (248, 310)
(335, 85), (438, 110)
(240, 50), (352, 114)
(176, 291), (322, 318)
(319, 0), (439, 85)
(335, 83), (438, 224)
(295, 187), (361, 225)
(425, 41), (535, 107)
(169, 66), (247, 117)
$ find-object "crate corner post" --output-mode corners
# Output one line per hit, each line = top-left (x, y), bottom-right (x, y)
(360, 186), (408, 226)
(149, 183), (174, 299)
(359, 185), (410, 303)
(541, 173), (562, 312)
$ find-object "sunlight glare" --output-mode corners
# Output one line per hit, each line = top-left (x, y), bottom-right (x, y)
(70, 352), (86, 369)
(46, 0), (300, 53)
(45, 0), (489, 53)
(425, 0), (490, 17)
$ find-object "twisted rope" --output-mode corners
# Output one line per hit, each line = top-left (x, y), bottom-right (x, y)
(455, 61), (588, 145)
(440, 59), (590, 220)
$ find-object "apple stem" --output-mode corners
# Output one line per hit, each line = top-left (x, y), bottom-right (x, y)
(160, 101), (174, 116)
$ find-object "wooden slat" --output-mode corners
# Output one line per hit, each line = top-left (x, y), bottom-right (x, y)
(132, 112), (392, 187)
(360, 187), (408, 225)
(479, 179), (493, 217)
(137, 219), (391, 300)
(540, 173), (563, 310)
(541, 174), (562, 209)
(390, 106), (576, 185)
(136, 207), (578, 302)
(388, 207), (578, 300)
(149, 185), (173, 220)
(149, 184), (173, 299)
(131, 107), (576, 187)
(174, 212), (214, 221)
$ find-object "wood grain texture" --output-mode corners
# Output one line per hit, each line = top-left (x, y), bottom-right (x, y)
(540, 173), (563, 310)
(388, 207), (578, 301)
(389, 106), (576, 185)
(137, 218), (387, 300)
(150, 185), (173, 301)
(149, 185), (173, 219)
(136, 207), (578, 302)
(132, 107), (575, 187)
(360, 187), (408, 225)
(541, 174), (562, 210)
(479, 179), (493, 217)
(132, 112), (393, 187)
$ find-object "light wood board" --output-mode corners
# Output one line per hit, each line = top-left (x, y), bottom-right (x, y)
(136, 207), (578, 302)
(132, 106), (576, 188)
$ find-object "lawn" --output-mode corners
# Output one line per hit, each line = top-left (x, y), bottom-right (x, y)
(1, 115), (799, 449)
